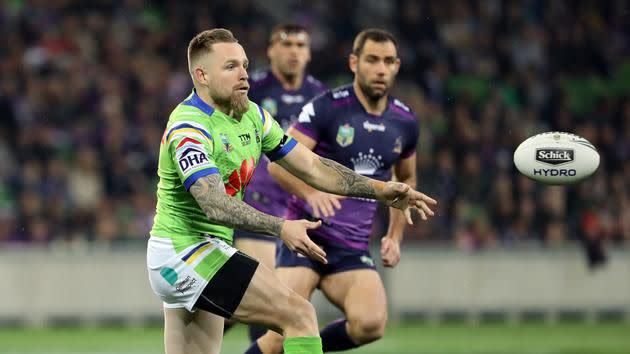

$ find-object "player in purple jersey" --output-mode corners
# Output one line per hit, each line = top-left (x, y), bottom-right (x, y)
(247, 29), (422, 353)
(231, 24), (327, 341)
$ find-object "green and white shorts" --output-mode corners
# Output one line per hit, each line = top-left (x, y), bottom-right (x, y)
(147, 236), (237, 312)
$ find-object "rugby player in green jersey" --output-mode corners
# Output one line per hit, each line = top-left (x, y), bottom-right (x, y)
(147, 28), (437, 354)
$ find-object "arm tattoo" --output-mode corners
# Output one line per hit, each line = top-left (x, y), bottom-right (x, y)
(318, 157), (377, 198)
(189, 174), (283, 236)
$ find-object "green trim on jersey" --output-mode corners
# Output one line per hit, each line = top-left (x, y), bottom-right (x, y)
(151, 90), (292, 250)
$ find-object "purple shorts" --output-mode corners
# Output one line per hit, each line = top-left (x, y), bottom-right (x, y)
(276, 233), (376, 275)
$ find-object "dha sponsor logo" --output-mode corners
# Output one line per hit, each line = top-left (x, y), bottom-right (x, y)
(363, 121), (386, 132)
(177, 148), (210, 173)
(535, 148), (574, 165)
(533, 169), (577, 177)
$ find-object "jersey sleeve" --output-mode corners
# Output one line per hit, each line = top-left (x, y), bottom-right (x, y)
(291, 95), (330, 141)
(256, 105), (297, 161)
(401, 117), (420, 158)
(165, 121), (219, 190)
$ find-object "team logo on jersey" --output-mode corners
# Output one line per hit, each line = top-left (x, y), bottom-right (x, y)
(336, 124), (354, 147)
(175, 137), (211, 173)
(220, 133), (233, 153)
(224, 158), (256, 196)
(393, 137), (402, 153)
(350, 149), (384, 175)
(261, 97), (278, 116)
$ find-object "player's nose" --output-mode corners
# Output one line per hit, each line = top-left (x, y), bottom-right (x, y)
(238, 66), (248, 80)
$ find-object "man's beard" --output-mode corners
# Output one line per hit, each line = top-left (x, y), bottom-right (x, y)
(358, 77), (389, 103)
(211, 91), (249, 119)
(279, 66), (298, 83)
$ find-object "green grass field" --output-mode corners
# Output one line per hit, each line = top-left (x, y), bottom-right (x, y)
(1, 323), (629, 354)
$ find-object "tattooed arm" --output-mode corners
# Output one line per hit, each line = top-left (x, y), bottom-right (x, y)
(273, 141), (436, 224)
(272, 142), (387, 200)
(189, 174), (283, 236)
(189, 173), (328, 262)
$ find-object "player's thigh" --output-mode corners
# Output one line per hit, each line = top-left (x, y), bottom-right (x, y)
(231, 261), (315, 334)
(164, 307), (224, 354)
(320, 269), (387, 321)
(234, 237), (277, 269)
(275, 266), (320, 300)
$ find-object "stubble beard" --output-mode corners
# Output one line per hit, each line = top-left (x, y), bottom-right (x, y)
(358, 77), (388, 103)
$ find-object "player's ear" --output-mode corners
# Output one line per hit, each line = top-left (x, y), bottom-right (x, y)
(305, 47), (311, 64)
(267, 45), (274, 61)
(349, 54), (358, 73)
(193, 67), (207, 85)
(394, 58), (401, 75)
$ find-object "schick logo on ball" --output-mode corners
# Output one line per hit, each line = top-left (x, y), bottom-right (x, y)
(535, 148), (574, 165)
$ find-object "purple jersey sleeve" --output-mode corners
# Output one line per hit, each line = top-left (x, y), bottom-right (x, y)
(292, 92), (332, 141)
(401, 115), (419, 158)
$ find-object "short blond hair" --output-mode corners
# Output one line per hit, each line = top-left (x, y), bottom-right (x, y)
(187, 28), (238, 73)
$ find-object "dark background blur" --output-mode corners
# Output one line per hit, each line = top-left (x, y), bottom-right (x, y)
(0, 0), (628, 256)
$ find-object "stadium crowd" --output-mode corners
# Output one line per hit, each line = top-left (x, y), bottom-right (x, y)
(0, 0), (628, 254)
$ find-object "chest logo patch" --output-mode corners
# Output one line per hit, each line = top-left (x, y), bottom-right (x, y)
(350, 149), (384, 176)
(336, 124), (354, 147)
(220, 133), (233, 153)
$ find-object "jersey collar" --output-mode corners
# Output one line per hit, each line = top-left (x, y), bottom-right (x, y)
(183, 89), (215, 116)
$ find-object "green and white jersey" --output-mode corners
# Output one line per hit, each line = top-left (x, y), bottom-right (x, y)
(150, 90), (297, 251)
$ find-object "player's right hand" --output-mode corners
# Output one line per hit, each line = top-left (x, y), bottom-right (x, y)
(280, 219), (327, 264)
(305, 191), (345, 218)
(381, 182), (437, 224)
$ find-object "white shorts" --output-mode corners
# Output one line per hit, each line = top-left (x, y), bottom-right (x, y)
(147, 236), (237, 312)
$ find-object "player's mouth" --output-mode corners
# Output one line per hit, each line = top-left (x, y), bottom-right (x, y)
(235, 85), (249, 93)
(372, 80), (387, 89)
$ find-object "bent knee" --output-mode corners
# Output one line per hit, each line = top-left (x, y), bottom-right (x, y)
(258, 331), (284, 354)
(276, 292), (318, 335)
(348, 314), (387, 344)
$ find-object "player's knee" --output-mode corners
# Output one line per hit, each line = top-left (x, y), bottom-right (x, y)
(348, 312), (387, 344)
(257, 331), (284, 354)
(281, 292), (318, 335)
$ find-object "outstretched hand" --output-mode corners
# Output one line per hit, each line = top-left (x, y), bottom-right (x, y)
(381, 182), (437, 224)
(280, 219), (327, 264)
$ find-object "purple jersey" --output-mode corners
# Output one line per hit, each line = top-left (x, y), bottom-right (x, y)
(243, 70), (327, 216)
(287, 84), (419, 250)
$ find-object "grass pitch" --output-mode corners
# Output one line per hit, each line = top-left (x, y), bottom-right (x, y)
(1, 322), (629, 354)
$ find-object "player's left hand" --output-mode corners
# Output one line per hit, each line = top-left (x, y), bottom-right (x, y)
(380, 235), (401, 268)
(381, 182), (437, 225)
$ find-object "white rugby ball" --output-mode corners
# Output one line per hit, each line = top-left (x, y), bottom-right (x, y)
(513, 132), (600, 185)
